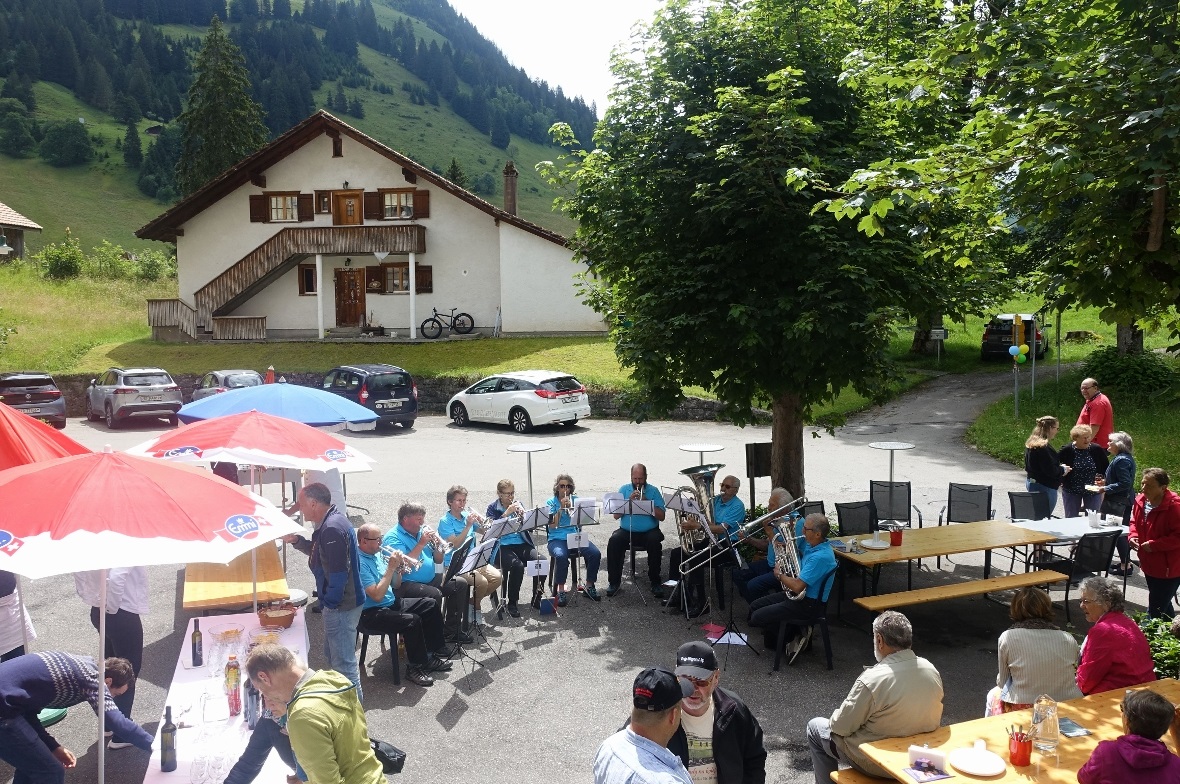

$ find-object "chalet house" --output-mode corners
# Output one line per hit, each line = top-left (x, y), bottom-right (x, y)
(0, 202), (42, 259)
(137, 111), (604, 341)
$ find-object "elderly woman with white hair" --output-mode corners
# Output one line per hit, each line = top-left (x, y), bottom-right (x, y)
(1075, 577), (1155, 695)
(1096, 431), (1137, 576)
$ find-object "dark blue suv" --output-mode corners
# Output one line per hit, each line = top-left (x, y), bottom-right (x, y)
(322, 364), (418, 429)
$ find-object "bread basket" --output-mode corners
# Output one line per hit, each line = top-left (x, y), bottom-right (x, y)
(257, 602), (297, 629)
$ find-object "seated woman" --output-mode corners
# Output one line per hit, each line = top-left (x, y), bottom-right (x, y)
(1076, 576), (1156, 695)
(1059, 425), (1109, 517)
(1078, 689), (1180, 783)
(438, 485), (502, 626)
(985, 587), (1080, 715)
(1096, 431), (1137, 575)
(485, 479), (543, 617)
(545, 473), (603, 606)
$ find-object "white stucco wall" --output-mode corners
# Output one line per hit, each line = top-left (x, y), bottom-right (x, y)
(498, 224), (603, 333)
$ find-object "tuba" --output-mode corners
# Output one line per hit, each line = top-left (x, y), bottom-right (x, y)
(673, 464), (724, 564)
(771, 518), (807, 600)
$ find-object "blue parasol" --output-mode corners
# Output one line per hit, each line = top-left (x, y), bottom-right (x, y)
(177, 381), (379, 428)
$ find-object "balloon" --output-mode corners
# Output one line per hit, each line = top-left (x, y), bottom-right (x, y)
(1015, 354), (1027, 364)
(1009, 346), (1020, 356)
(1019, 344), (1030, 355)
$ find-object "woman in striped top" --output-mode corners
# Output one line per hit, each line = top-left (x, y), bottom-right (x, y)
(986, 587), (1081, 715)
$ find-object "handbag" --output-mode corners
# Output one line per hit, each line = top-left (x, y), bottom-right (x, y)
(369, 738), (406, 774)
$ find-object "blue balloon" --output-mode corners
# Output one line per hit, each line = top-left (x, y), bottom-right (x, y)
(1008, 346), (1020, 356)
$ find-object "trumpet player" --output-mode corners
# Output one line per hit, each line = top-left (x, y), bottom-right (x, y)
(546, 474), (603, 606)
(439, 485), (503, 626)
(747, 513), (837, 665)
(383, 502), (473, 645)
(356, 524), (454, 686)
(486, 479), (542, 617)
(606, 464), (667, 598)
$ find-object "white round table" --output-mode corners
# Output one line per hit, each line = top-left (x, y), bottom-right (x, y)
(679, 442), (723, 467)
(506, 443), (551, 506)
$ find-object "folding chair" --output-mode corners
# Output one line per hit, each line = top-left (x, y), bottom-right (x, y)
(936, 483), (993, 568)
(1029, 530), (1119, 621)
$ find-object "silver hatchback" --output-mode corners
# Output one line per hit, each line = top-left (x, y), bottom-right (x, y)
(85, 367), (184, 429)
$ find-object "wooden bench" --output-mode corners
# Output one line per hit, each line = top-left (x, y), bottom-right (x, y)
(830, 768), (885, 783)
(853, 570), (1068, 613)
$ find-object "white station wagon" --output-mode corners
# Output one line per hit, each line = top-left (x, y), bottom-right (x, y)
(447, 370), (591, 432)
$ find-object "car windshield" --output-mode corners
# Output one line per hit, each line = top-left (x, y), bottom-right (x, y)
(541, 376), (582, 393)
(226, 374), (262, 388)
(368, 372), (410, 391)
(0, 377), (53, 390)
(124, 373), (171, 386)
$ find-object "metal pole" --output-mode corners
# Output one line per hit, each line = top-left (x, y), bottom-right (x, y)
(526, 452), (534, 507)
(1014, 365), (1020, 418)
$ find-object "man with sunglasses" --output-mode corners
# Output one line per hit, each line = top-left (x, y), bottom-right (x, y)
(667, 475), (746, 617)
(669, 641), (767, 783)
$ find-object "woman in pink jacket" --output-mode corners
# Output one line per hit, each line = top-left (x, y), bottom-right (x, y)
(1077, 688), (1180, 783)
(1129, 467), (1180, 618)
(1075, 577), (1155, 696)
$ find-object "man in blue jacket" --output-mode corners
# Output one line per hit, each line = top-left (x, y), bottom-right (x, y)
(285, 482), (366, 698)
(0, 652), (153, 783)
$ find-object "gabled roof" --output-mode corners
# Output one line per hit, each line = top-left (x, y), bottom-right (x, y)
(136, 111), (568, 247)
(0, 203), (42, 232)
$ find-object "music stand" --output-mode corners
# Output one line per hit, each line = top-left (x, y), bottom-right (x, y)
(557, 499), (600, 603)
(602, 492), (658, 606)
(455, 537), (500, 665)
(664, 487), (722, 620)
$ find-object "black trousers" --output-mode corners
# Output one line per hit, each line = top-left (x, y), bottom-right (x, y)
(606, 528), (664, 587)
(360, 595), (444, 666)
(401, 576), (470, 632)
(499, 543), (543, 604)
(90, 606), (142, 739)
(748, 594), (820, 644)
(669, 544), (736, 587)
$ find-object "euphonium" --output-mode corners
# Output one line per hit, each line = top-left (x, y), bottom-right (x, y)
(772, 519), (807, 601)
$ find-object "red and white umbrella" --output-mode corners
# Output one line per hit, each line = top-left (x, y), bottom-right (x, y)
(0, 402), (90, 471)
(125, 409), (374, 473)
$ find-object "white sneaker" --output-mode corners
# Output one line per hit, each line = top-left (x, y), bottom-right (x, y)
(107, 740), (134, 750)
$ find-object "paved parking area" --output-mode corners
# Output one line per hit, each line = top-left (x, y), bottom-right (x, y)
(5, 372), (1144, 784)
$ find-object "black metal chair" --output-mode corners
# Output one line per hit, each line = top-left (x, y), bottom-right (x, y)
(800, 500), (826, 519)
(835, 501), (878, 537)
(869, 481), (923, 528)
(1007, 490), (1061, 571)
(356, 616), (402, 685)
(773, 566), (838, 672)
(936, 483), (994, 568)
(1029, 529), (1120, 621)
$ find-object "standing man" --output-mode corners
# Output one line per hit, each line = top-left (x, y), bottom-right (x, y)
(284, 482), (365, 696)
(0, 652), (153, 783)
(806, 611), (943, 783)
(246, 644), (384, 784)
(594, 667), (694, 784)
(1078, 377), (1114, 450)
(356, 523), (453, 686)
(74, 566), (147, 749)
(607, 464), (668, 598)
(383, 502), (473, 644)
(669, 641), (767, 783)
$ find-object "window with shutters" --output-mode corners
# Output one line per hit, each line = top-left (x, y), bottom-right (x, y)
(269, 192), (300, 222)
(314, 191), (331, 213)
(379, 263), (432, 293)
(298, 264), (317, 295)
(381, 189), (414, 219)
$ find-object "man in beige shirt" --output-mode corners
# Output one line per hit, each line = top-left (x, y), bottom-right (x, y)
(807, 611), (943, 782)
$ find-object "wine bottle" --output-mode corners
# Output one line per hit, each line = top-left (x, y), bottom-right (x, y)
(160, 705), (177, 772)
(191, 619), (203, 667)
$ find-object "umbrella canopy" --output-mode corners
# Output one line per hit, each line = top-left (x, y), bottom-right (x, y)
(177, 382), (379, 428)
(126, 410), (375, 473)
(0, 449), (305, 579)
(0, 402), (90, 470)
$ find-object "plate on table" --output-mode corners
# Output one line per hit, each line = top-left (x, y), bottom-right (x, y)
(859, 540), (891, 550)
(948, 746), (1006, 777)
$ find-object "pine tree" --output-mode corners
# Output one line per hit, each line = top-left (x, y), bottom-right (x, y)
(123, 123), (143, 168)
(176, 16), (268, 195)
(332, 83), (347, 113)
(347, 97), (364, 118)
(444, 157), (468, 188)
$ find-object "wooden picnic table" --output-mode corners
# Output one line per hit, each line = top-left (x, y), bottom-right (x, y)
(182, 543), (289, 611)
(862, 678), (1180, 783)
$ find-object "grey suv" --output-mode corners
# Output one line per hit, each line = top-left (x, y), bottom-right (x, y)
(0, 372), (67, 429)
(322, 363), (418, 429)
(85, 367), (183, 429)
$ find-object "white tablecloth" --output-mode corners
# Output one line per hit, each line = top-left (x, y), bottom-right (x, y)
(142, 609), (309, 784)
(1011, 517), (1124, 540)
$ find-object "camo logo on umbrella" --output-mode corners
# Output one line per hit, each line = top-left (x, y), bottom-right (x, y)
(0, 530), (25, 555)
(324, 449), (349, 462)
(164, 446), (203, 458)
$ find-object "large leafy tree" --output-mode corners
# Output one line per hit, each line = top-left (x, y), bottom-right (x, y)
(544, 0), (935, 496)
(176, 15), (268, 196)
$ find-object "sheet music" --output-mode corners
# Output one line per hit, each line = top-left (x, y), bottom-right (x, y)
(570, 498), (599, 527)
(662, 488), (702, 516)
(602, 495), (656, 517)
(520, 507), (548, 532)
(525, 559), (549, 577)
(460, 537), (497, 573)
(483, 516), (520, 541)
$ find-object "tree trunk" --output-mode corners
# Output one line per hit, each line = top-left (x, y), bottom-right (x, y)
(1116, 322), (1144, 355)
(771, 391), (805, 500)
(909, 312), (945, 355)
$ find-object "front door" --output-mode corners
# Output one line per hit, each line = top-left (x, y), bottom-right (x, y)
(334, 268), (366, 327)
(332, 190), (363, 226)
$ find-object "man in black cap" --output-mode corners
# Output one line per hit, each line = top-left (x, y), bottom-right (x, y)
(593, 668), (694, 784)
(670, 641), (767, 783)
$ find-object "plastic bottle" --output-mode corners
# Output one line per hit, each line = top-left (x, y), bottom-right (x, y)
(160, 705), (177, 772)
(191, 619), (203, 667)
(224, 655), (242, 717)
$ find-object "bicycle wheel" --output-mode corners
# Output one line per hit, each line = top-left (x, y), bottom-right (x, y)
(420, 318), (443, 339)
(453, 312), (474, 334)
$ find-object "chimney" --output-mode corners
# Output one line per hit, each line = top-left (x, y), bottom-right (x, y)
(502, 161), (518, 216)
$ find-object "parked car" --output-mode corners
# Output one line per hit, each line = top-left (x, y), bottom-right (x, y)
(322, 363), (418, 428)
(0, 372), (67, 429)
(85, 367), (183, 429)
(980, 313), (1049, 360)
(448, 370), (591, 433)
(191, 369), (264, 402)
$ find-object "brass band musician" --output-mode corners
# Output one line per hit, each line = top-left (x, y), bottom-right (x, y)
(667, 475), (746, 617)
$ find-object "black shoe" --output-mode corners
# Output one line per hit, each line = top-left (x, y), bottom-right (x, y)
(507, 601), (521, 618)
(651, 585), (665, 600)
(445, 629), (474, 645)
(310, 600), (322, 614)
(405, 666), (434, 687)
(530, 592), (542, 609)
(606, 584), (620, 597)
(686, 602), (710, 619)
(426, 654), (453, 672)
(433, 644), (459, 659)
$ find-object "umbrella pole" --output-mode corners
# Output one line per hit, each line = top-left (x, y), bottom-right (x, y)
(98, 568), (108, 784)
(251, 465), (259, 614)
(16, 574), (29, 653)
(281, 469), (288, 572)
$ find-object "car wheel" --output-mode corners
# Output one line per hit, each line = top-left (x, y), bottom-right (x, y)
(52, 420), (67, 430)
(400, 419), (415, 429)
(85, 396), (98, 422)
(509, 407), (533, 433)
(105, 404), (119, 430)
(451, 403), (469, 427)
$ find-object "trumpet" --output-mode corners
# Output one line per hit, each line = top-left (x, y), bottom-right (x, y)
(380, 545), (423, 574)
(420, 525), (453, 555)
(771, 520), (806, 601)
